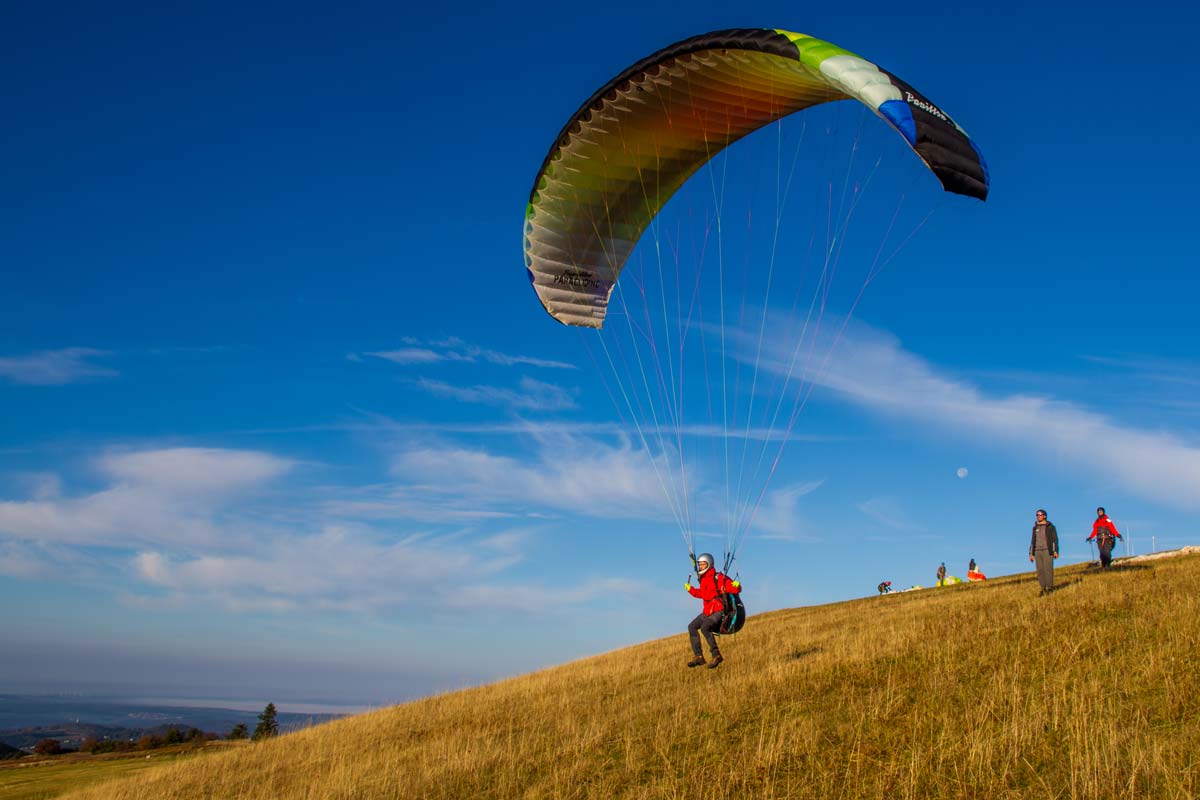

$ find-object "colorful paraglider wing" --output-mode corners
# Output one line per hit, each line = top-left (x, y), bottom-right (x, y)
(524, 28), (989, 329)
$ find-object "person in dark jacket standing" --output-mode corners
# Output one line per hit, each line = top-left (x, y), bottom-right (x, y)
(1029, 509), (1059, 595)
(936, 562), (947, 586)
(1086, 507), (1123, 569)
(685, 553), (740, 670)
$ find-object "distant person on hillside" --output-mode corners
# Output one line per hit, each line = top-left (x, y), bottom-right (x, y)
(969, 557), (976, 573)
(878, 580), (892, 595)
(1029, 508), (1060, 595)
(685, 553), (740, 670)
(1086, 507), (1123, 569)
(936, 562), (947, 586)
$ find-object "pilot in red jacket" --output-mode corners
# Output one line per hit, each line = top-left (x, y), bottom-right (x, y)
(685, 553), (740, 669)
(1087, 507), (1123, 569)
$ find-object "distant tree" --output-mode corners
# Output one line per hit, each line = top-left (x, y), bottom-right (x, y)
(252, 703), (278, 741)
(227, 723), (249, 740)
(33, 738), (62, 756)
(79, 736), (101, 754)
(92, 739), (125, 754)
(163, 727), (184, 745)
(186, 727), (207, 744)
(136, 733), (162, 751)
(0, 741), (25, 761)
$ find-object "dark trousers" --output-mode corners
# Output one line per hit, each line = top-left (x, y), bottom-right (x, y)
(688, 611), (723, 656)
(1034, 549), (1054, 591)
(1098, 536), (1116, 567)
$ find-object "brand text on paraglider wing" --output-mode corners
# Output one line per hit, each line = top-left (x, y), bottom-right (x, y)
(905, 92), (947, 122)
(554, 270), (607, 291)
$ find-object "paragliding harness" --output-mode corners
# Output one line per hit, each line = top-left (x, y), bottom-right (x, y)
(1093, 523), (1121, 567)
(692, 553), (747, 635)
(718, 585), (746, 635)
(1095, 528), (1119, 550)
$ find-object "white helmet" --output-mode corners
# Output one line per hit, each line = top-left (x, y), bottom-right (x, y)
(695, 553), (714, 572)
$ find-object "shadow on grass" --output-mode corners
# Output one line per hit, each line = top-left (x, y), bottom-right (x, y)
(1078, 563), (1153, 575)
(789, 646), (823, 660)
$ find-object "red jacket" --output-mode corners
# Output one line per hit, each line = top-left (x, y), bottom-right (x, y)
(1088, 515), (1122, 542)
(688, 569), (740, 616)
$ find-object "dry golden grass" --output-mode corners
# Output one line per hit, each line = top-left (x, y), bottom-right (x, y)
(61, 556), (1200, 800)
(0, 742), (235, 800)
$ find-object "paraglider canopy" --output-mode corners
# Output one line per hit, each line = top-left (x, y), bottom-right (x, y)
(524, 27), (989, 329)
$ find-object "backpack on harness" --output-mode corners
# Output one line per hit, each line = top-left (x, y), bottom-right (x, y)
(718, 590), (746, 635)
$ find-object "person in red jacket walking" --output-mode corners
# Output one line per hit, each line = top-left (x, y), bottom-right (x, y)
(685, 553), (740, 670)
(1086, 507), (1123, 569)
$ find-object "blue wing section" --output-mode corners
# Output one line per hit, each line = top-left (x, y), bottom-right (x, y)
(878, 99), (917, 147)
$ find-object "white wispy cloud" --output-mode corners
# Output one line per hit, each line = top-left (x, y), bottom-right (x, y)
(1077, 354), (1200, 416)
(746, 481), (826, 541)
(0, 348), (116, 385)
(127, 523), (527, 613)
(238, 418), (845, 444)
(415, 376), (577, 412)
(857, 496), (924, 532)
(452, 576), (638, 614)
(367, 348), (472, 365)
(754, 320), (1200, 510)
(388, 436), (672, 521)
(123, 521), (645, 615)
(0, 448), (293, 549)
(1080, 354), (1200, 388)
(12, 472), (62, 501)
(475, 350), (576, 370)
(358, 427), (830, 540)
(0, 540), (58, 578)
(0, 485), (224, 549)
(321, 487), (519, 524)
(0, 443), (661, 615)
(127, 546), (638, 615)
(363, 337), (576, 370)
(100, 448), (293, 495)
(0, 537), (107, 581)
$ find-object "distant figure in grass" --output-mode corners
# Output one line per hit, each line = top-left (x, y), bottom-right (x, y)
(936, 562), (947, 587)
(969, 557), (976, 573)
(1086, 507), (1123, 569)
(1029, 508), (1060, 595)
(685, 553), (740, 670)
(878, 580), (892, 595)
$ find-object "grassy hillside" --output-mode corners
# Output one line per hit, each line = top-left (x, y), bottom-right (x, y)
(0, 743), (234, 800)
(61, 556), (1200, 800)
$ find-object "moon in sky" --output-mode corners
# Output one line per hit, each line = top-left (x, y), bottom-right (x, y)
(956, 467), (969, 479)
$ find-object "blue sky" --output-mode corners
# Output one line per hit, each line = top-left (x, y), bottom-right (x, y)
(3, 0), (1198, 706)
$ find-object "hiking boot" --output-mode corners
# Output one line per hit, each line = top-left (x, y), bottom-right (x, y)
(706, 655), (724, 670)
(686, 656), (706, 668)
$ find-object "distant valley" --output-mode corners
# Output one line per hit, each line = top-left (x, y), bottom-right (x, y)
(0, 695), (346, 751)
